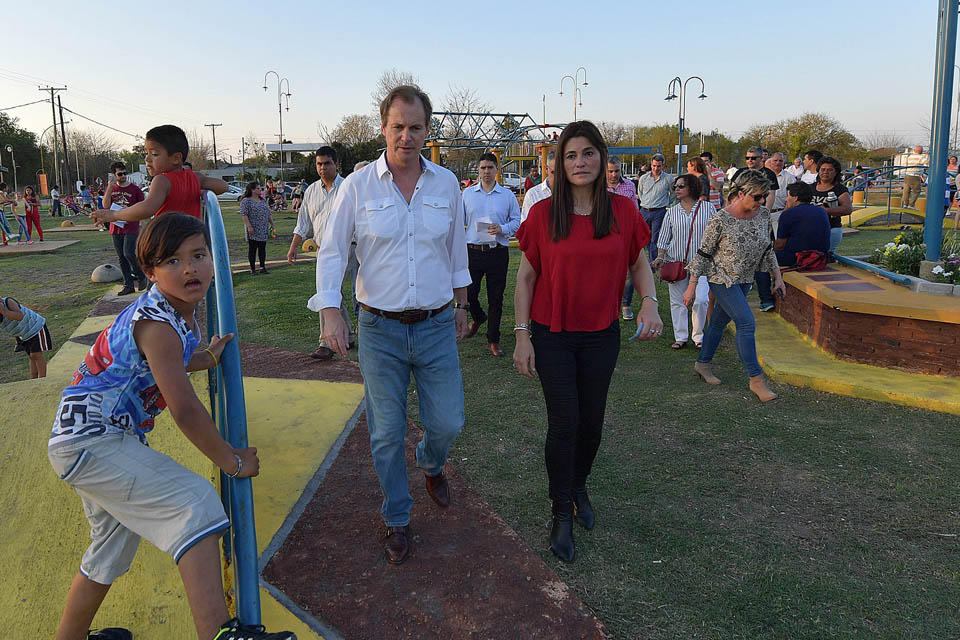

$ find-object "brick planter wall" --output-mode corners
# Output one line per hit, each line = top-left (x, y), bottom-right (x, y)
(778, 283), (960, 377)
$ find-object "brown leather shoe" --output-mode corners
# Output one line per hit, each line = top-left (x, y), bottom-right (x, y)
(465, 320), (481, 339)
(425, 472), (450, 508)
(487, 342), (504, 357)
(384, 525), (410, 564)
(311, 345), (335, 360)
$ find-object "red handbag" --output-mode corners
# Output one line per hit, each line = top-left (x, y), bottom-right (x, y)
(660, 202), (701, 282)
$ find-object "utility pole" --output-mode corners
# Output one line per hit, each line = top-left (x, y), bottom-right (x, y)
(205, 123), (222, 169)
(39, 86), (66, 189)
(240, 136), (246, 180)
(57, 96), (72, 193)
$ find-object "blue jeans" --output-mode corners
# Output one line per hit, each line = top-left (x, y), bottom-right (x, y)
(697, 282), (762, 378)
(829, 227), (842, 253)
(754, 271), (774, 306)
(357, 306), (464, 527)
(641, 207), (667, 261)
(622, 272), (635, 307)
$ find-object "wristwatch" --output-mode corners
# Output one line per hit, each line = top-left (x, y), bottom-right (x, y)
(641, 295), (659, 306)
(453, 302), (469, 310)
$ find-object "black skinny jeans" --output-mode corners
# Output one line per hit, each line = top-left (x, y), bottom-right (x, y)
(467, 245), (509, 343)
(248, 239), (266, 271)
(111, 232), (145, 287)
(531, 320), (620, 504)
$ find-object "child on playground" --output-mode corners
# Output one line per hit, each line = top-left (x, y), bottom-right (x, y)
(22, 185), (44, 242)
(48, 213), (295, 640)
(0, 295), (51, 378)
(0, 183), (13, 244)
(94, 125), (228, 226)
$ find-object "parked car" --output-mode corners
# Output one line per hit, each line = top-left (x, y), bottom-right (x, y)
(216, 185), (244, 202)
(501, 172), (522, 192)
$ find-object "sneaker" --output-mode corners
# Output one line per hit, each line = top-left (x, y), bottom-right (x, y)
(214, 617), (296, 639)
(118, 285), (136, 296)
(88, 629), (132, 640)
(760, 302), (775, 312)
(621, 306), (634, 320)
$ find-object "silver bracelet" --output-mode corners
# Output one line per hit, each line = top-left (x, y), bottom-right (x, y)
(227, 454), (242, 478)
(514, 323), (531, 332)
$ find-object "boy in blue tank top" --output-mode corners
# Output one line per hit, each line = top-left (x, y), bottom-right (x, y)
(0, 295), (52, 378)
(48, 213), (295, 640)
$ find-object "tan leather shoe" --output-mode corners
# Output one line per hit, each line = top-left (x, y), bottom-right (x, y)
(694, 361), (721, 385)
(749, 375), (778, 402)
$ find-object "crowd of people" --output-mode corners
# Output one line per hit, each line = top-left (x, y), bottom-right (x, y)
(3, 80), (938, 639)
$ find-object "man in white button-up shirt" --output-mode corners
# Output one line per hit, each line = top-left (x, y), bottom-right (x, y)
(462, 152), (521, 357)
(520, 150), (554, 223)
(308, 85), (470, 565)
(288, 146), (354, 359)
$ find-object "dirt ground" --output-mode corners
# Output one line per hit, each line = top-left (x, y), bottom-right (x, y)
(263, 417), (608, 640)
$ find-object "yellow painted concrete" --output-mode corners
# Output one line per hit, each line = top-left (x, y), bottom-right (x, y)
(754, 311), (960, 415)
(3, 314), (364, 638)
(783, 265), (960, 323)
(846, 205), (954, 229)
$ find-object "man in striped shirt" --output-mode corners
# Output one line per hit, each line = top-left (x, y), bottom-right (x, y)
(605, 155), (639, 209)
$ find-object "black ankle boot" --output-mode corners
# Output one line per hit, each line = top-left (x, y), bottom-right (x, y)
(550, 500), (575, 563)
(573, 486), (595, 530)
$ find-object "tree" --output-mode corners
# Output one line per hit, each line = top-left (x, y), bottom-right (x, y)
(186, 129), (212, 170)
(370, 68), (420, 115)
(0, 113), (42, 192)
(739, 112), (860, 163)
(861, 131), (908, 153)
(321, 114), (380, 147)
(597, 122), (630, 146)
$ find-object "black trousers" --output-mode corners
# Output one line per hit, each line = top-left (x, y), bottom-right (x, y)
(531, 320), (620, 504)
(467, 245), (509, 343)
(248, 239), (266, 271)
(112, 232), (145, 287)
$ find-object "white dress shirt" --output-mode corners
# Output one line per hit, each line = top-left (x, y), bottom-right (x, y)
(462, 181), (521, 246)
(784, 164), (804, 180)
(521, 180), (551, 223)
(307, 153), (470, 313)
(773, 170), (796, 210)
(800, 170), (818, 185)
(293, 174), (344, 244)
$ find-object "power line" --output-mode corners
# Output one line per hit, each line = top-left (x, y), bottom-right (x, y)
(58, 105), (141, 139)
(0, 98), (48, 112)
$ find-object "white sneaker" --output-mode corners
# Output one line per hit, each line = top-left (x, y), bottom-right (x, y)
(621, 306), (634, 320)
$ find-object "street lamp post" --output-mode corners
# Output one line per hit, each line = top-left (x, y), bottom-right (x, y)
(665, 76), (707, 175)
(954, 64), (960, 152)
(559, 67), (588, 122)
(263, 71), (291, 183)
(5, 145), (17, 192)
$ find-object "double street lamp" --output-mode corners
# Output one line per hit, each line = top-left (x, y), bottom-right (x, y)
(263, 71), (291, 183)
(665, 76), (707, 175)
(559, 67), (588, 122)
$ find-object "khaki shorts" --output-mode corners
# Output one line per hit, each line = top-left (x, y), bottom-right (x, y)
(48, 432), (230, 585)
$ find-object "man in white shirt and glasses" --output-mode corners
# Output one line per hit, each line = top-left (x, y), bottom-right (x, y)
(309, 85), (470, 565)
(461, 152), (521, 356)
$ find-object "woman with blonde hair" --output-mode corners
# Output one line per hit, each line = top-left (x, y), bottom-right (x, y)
(685, 169), (784, 402)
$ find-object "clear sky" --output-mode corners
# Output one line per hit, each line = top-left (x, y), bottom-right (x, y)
(0, 0), (945, 157)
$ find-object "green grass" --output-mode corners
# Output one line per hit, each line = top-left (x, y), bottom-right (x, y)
(4, 208), (960, 638)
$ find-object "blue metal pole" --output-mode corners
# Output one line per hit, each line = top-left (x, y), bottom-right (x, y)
(925, 0), (959, 261)
(204, 191), (261, 625)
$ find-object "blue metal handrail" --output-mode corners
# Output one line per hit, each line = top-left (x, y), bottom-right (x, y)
(834, 254), (914, 285)
(203, 192), (261, 625)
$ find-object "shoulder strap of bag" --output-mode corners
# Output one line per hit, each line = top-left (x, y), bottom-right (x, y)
(682, 201), (701, 262)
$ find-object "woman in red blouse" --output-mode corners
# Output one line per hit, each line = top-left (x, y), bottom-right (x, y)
(514, 121), (663, 563)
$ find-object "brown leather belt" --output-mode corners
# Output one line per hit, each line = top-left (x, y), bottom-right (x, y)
(467, 243), (502, 252)
(359, 302), (449, 324)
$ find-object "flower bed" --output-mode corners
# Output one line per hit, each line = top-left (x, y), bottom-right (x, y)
(870, 230), (960, 285)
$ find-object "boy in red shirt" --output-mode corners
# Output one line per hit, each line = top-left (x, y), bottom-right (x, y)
(94, 125), (227, 225)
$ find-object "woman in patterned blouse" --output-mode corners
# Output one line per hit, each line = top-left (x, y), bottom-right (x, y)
(684, 170), (784, 402)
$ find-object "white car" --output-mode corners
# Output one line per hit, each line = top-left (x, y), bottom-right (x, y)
(216, 185), (244, 202)
(501, 172), (522, 192)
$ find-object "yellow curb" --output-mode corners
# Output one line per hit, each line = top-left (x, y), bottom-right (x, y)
(753, 311), (960, 415)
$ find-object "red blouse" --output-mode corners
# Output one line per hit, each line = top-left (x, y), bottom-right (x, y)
(517, 194), (650, 332)
(156, 169), (202, 219)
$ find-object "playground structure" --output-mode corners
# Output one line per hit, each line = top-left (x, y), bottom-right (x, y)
(424, 111), (661, 182)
